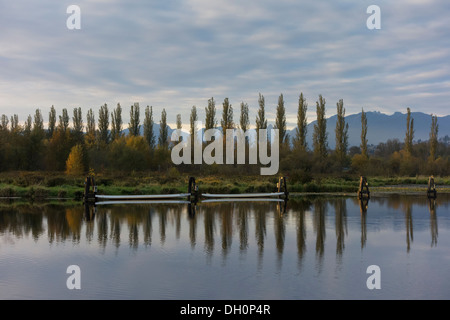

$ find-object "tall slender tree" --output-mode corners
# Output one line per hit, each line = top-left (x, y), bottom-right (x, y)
(295, 92), (308, 151)
(144, 105), (156, 150)
(176, 113), (182, 130)
(72, 107), (84, 145)
(275, 93), (287, 145)
(429, 114), (438, 161)
(239, 102), (249, 132)
(205, 97), (217, 130)
(111, 103), (123, 141)
(98, 103), (110, 145)
(313, 94), (328, 159)
(255, 93), (267, 130)
(335, 99), (349, 163)
(159, 108), (168, 149)
(360, 108), (368, 158)
(221, 98), (234, 131)
(48, 105), (56, 138)
(58, 108), (70, 132)
(190, 105), (198, 142)
(85, 108), (96, 147)
(128, 102), (141, 136)
(404, 107), (414, 155)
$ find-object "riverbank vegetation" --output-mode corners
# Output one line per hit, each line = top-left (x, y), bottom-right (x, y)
(1, 95), (449, 201)
(0, 171), (449, 200)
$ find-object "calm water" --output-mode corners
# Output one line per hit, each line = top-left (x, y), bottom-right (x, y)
(0, 194), (449, 300)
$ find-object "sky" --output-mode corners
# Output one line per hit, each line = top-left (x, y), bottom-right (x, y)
(1, 0), (449, 130)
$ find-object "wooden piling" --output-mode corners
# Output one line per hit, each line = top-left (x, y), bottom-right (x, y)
(427, 176), (437, 199)
(358, 176), (370, 200)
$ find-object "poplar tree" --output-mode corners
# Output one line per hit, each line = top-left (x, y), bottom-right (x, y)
(404, 107), (414, 155)
(0, 114), (8, 131)
(144, 105), (155, 150)
(275, 93), (287, 145)
(189, 106), (199, 164)
(255, 93), (267, 130)
(85, 108), (96, 147)
(239, 102), (249, 132)
(335, 99), (349, 163)
(360, 108), (368, 158)
(190, 105), (198, 142)
(295, 92), (308, 151)
(313, 94), (328, 159)
(159, 108), (168, 149)
(10, 114), (19, 133)
(72, 107), (84, 145)
(128, 102), (141, 136)
(33, 109), (44, 134)
(221, 98), (234, 131)
(176, 113), (182, 130)
(429, 114), (438, 161)
(205, 97), (217, 130)
(98, 103), (110, 145)
(48, 105), (56, 138)
(111, 103), (123, 141)
(58, 108), (70, 132)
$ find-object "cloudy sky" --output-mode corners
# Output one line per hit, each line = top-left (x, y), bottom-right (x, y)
(1, 0), (449, 130)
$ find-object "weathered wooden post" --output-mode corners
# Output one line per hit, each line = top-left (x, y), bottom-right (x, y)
(83, 175), (97, 204)
(358, 176), (370, 200)
(277, 176), (289, 200)
(427, 176), (437, 199)
(188, 176), (199, 203)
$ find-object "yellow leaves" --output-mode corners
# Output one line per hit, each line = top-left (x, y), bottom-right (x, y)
(65, 144), (85, 176)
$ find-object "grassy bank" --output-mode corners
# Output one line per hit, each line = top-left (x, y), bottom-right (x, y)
(0, 171), (449, 200)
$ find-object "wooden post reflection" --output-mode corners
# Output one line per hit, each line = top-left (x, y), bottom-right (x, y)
(428, 198), (438, 247)
(359, 197), (369, 249)
(334, 199), (347, 259)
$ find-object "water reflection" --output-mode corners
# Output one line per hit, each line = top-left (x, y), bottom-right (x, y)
(0, 194), (449, 259)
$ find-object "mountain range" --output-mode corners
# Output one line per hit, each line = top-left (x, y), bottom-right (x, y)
(126, 111), (450, 148)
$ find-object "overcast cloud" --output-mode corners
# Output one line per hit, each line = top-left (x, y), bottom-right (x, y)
(1, 0), (449, 129)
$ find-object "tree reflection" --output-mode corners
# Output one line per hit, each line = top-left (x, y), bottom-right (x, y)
(1, 194), (449, 266)
(428, 198), (438, 247)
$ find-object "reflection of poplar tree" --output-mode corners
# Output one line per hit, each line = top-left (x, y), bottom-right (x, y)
(334, 199), (347, 258)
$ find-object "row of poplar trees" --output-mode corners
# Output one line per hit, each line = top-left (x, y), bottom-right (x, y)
(0, 93), (447, 177)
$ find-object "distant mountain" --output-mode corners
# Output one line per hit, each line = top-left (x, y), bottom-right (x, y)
(288, 111), (450, 149)
(122, 111), (450, 149)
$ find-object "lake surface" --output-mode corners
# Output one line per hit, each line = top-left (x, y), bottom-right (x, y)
(1, 193), (449, 300)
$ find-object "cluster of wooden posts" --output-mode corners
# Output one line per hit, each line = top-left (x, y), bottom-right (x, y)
(83, 175), (289, 205)
(358, 175), (438, 200)
(84, 174), (438, 207)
